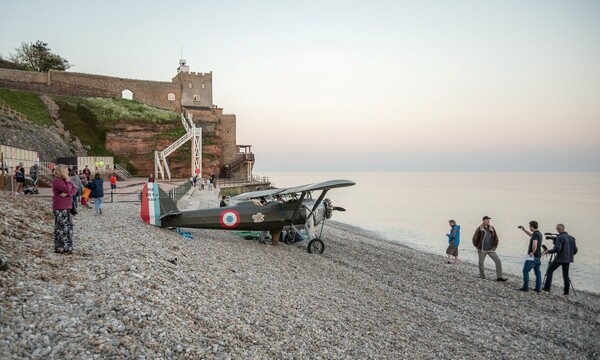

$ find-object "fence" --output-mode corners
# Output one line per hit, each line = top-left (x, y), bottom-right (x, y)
(109, 189), (142, 203)
(218, 174), (271, 188)
(167, 181), (192, 203)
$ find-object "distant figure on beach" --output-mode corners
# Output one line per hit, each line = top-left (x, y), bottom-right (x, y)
(83, 165), (91, 181)
(52, 164), (78, 254)
(110, 173), (117, 190)
(14, 164), (24, 195)
(69, 170), (84, 210)
(445, 220), (461, 264)
(148, 174), (154, 183)
(517, 221), (543, 292)
(472, 216), (507, 281)
(193, 175), (198, 188)
(207, 178), (212, 191)
(88, 173), (105, 215)
(542, 224), (578, 295)
(200, 178), (205, 190)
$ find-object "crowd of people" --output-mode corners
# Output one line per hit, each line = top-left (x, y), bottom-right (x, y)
(51, 164), (117, 255)
(444, 217), (578, 295)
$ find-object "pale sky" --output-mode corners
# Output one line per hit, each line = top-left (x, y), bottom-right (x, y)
(2, 0), (599, 171)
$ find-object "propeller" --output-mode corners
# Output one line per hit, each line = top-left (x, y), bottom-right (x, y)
(333, 206), (346, 212)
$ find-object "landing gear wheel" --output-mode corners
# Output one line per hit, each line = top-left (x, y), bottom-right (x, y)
(307, 238), (325, 254)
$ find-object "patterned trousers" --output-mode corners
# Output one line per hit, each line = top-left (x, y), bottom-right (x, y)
(53, 209), (73, 252)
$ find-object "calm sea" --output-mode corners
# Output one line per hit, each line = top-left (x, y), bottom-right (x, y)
(266, 172), (600, 294)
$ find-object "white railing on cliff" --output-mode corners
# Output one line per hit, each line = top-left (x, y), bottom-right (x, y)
(0, 98), (27, 122)
(114, 164), (131, 180)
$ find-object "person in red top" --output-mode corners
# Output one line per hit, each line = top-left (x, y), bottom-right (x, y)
(52, 164), (78, 254)
(110, 173), (117, 190)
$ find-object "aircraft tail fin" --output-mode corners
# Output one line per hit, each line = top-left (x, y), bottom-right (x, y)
(141, 182), (180, 227)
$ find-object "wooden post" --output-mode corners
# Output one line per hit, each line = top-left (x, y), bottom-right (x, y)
(271, 231), (281, 246)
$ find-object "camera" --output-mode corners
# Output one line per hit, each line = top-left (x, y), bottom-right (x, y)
(517, 225), (524, 230)
(544, 232), (558, 241)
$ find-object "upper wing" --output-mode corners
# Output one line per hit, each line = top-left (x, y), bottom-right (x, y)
(278, 179), (356, 195)
(231, 179), (356, 200)
(230, 187), (285, 200)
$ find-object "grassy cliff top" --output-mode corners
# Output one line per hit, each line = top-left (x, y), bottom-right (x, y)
(0, 87), (179, 126)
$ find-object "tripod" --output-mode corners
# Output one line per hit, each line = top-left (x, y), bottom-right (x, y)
(542, 250), (577, 296)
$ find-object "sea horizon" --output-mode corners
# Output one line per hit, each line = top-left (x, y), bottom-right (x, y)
(265, 171), (600, 294)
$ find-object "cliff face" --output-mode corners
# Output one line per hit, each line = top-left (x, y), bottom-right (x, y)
(105, 121), (222, 178)
(0, 113), (76, 162)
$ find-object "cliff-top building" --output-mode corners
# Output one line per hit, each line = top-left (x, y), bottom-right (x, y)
(0, 60), (255, 180)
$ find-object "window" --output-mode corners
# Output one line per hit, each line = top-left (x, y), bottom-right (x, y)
(167, 92), (176, 101)
(193, 95), (200, 102)
(188, 82), (193, 89)
(201, 83), (205, 89)
(121, 89), (133, 100)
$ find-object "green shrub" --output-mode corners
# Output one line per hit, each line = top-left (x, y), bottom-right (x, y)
(0, 88), (53, 125)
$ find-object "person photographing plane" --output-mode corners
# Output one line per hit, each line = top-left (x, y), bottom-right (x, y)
(542, 224), (578, 295)
(517, 221), (543, 292)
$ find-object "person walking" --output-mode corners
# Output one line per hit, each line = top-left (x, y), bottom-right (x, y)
(473, 216), (507, 281)
(69, 170), (84, 212)
(110, 173), (117, 190)
(445, 220), (461, 264)
(14, 165), (25, 194)
(517, 221), (543, 292)
(542, 224), (578, 295)
(52, 164), (78, 254)
(148, 174), (154, 183)
(88, 173), (105, 215)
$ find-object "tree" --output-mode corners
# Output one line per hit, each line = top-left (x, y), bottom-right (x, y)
(10, 41), (72, 72)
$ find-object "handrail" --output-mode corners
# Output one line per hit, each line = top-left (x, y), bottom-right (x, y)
(0, 98), (28, 122)
(114, 164), (131, 179)
(168, 181), (192, 203)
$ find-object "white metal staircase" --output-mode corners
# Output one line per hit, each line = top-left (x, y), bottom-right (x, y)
(154, 113), (202, 180)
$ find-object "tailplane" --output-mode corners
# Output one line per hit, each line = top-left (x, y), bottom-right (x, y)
(140, 182), (181, 227)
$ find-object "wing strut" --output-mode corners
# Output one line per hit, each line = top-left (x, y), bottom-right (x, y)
(308, 189), (329, 218)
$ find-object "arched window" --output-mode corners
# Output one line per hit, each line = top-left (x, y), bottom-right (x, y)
(188, 82), (193, 89)
(201, 83), (205, 89)
(121, 89), (133, 100)
(167, 92), (176, 101)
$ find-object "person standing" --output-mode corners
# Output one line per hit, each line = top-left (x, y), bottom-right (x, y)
(207, 178), (212, 191)
(52, 164), (78, 254)
(445, 220), (461, 264)
(193, 175), (198, 188)
(517, 221), (543, 292)
(473, 216), (507, 281)
(148, 174), (154, 183)
(69, 170), (84, 211)
(89, 173), (105, 215)
(110, 173), (117, 190)
(200, 178), (205, 190)
(542, 224), (578, 295)
(83, 165), (91, 181)
(14, 165), (24, 194)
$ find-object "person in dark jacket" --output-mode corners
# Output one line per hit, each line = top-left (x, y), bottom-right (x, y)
(543, 224), (578, 295)
(472, 216), (507, 281)
(88, 173), (105, 215)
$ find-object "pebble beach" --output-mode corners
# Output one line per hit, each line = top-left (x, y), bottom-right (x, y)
(1, 188), (599, 359)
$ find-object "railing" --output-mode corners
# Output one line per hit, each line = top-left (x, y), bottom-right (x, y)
(218, 174), (271, 188)
(114, 164), (131, 179)
(167, 181), (192, 203)
(0, 98), (27, 122)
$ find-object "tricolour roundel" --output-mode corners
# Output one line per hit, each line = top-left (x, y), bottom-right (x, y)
(220, 209), (241, 229)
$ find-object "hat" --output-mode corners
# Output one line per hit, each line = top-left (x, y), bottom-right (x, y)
(482, 216), (492, 220)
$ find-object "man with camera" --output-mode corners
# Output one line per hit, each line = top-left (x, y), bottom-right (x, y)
(542, 224), (578, 295)
(517, 221), (543, 292)
(472, 216), (507, 281)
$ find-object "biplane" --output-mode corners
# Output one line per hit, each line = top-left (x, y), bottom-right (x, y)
(140, 179), (355, 253)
